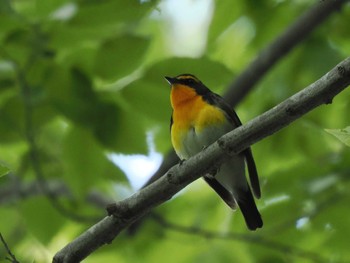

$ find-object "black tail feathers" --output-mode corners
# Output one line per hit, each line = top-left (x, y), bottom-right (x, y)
(236, 187), (263, 231)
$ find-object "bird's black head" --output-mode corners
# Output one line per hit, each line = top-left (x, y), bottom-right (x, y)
(165, 74), (210, 96)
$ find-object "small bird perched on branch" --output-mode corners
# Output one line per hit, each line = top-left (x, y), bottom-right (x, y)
(166, 74), (263, 230)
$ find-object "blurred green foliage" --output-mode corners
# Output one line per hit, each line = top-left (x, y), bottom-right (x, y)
(0, 0), (350, 262)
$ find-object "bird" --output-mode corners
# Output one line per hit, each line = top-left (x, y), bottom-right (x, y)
(166, 73), (263, 230)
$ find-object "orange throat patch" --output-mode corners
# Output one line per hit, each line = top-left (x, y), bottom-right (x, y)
(170, 84), (227, 155)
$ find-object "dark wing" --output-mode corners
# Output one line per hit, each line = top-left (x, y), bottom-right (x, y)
(203, 176), (237, 209)
(209, 94), (261, 199)
(242, 148), (261, 198)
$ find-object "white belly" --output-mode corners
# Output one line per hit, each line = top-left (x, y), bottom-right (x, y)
(177, 121), (233, 159)
(176, 121), (247, 196)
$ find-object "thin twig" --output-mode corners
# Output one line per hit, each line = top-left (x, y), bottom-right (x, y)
(151, 214), (329, 263)
(0, 232), (20, 263)
(0, 177), (113, 209)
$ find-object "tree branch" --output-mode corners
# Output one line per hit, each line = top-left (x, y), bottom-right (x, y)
(53, 57), (350, 263)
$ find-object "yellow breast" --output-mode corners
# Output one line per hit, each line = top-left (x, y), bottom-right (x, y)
(170, 84), (227, 158)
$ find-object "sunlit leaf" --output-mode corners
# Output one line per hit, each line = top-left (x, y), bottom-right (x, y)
(46, 66), (98, 126)
(325, 127), (350, 147)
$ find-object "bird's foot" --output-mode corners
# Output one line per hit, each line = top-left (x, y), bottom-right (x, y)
(208, 166), (220, 177)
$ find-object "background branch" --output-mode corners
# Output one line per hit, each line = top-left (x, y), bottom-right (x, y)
(0, 232), (20, 263)
(0, 175), (112, 209)
(151, 214), (329, 263)
(53, 57), (350, 263)
(224, 0), (348, 106)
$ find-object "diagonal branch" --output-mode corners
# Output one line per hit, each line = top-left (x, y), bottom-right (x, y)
(53, 57), (350, 263)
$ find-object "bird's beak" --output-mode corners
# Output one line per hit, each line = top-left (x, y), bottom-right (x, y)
(165, 76), (175, 85)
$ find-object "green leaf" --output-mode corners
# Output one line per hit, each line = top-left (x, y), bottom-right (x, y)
(121, 78), (170, 124)
(1, 28), (33, 67)
(325, 127), (350, 147)
(0, 164), (10, 177)
(0, 86), (56, 144)
(207, 1), (243, 43)
(94, 35), (150, 81)
(0, 14), (24, 43)
(59, 45), (96, 76)
(19, 197), (65, 243)
(62, 125), (127, 197)
(0, 61), (23, 109)
(330, 6), (350, 55)
(0, 95), (24, 142)
(46, 66), (98, 126)
(111, 108), (148, 154)
(46, 66), (147, 153)
(92, 101), (122, 150)
(72, 0), (154, 28)
(0, 0), (13, 14)
(291, 37), (342, 88)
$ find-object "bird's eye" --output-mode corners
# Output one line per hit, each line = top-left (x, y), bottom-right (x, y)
(186, 78), (195, 84)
